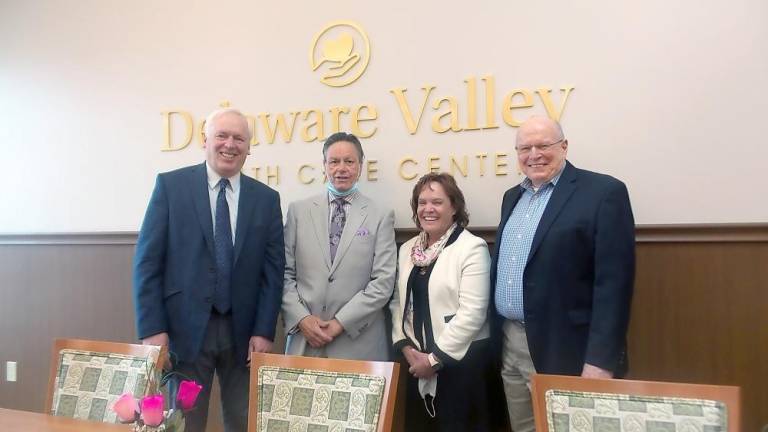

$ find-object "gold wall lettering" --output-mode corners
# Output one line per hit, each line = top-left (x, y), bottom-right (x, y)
(161, 76), (573, 149)
(161, 111), (193, 151)
(159, 74), (572, 183)
(389, 77), (574, 134)
(396, 152), (509, 180)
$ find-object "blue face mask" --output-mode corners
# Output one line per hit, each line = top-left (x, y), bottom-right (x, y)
(326, 181), (358, 197)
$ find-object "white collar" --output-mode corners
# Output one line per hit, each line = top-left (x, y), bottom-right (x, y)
(205, 162), (241, 193)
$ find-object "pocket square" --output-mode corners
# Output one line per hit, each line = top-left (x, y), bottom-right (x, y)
(355, 228), (370, 236)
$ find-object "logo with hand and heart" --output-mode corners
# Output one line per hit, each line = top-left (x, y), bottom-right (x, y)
(310, 21), (370, 87)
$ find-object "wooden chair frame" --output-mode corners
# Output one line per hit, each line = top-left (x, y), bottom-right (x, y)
(247, 353), (401, 432)
(531, 373), (741, 431)
(46, 338), (165, 414)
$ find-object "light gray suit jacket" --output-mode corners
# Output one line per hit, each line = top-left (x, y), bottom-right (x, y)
(282, 192), (397, 360)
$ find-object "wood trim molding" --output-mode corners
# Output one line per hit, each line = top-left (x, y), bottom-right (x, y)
(398, 224), (768, 244)
(0, 232), (138, 245)
(1, 224), (766, 245)
(634, 223), (768, 243)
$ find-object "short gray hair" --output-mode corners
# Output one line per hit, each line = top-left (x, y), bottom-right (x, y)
(204, 108), (251, 139)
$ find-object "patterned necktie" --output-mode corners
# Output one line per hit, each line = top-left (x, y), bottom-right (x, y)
(329, 197), (347, 262)
(214, 178), (233, 314)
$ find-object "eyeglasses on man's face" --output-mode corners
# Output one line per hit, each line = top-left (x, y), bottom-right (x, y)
(515, 138), (565, 155)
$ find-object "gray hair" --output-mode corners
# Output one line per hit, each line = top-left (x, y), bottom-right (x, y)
(204, 108), (251, 139)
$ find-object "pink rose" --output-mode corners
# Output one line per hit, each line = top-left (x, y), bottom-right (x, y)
(140, 394), (164, 427)
(177, 380), (203, 411)
(112, 393), (138, 422)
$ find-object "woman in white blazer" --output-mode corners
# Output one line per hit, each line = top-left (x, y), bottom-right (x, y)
(390, 172), (494, 431)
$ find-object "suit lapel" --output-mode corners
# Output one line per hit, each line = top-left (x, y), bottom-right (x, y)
(330, 195), (369, 275)
(310, 195), (332, 271)
(493, 187), (523, 260)
(233, 176), (255, 266)
(491, 187), (522, 286)
(527, 161), (578, 263)
(191, 163), (215, 258)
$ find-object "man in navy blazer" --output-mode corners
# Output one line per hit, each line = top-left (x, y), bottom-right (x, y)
(133, 109), (285, 432)
(491, 116), (635, 432)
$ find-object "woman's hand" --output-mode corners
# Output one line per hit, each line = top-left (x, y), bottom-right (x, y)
(402, 346), (436, 379)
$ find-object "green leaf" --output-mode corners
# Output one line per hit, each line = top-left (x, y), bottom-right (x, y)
(165, 409), (185, 432)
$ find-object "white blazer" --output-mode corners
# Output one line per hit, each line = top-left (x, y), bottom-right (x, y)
(390, 229), (491, 362)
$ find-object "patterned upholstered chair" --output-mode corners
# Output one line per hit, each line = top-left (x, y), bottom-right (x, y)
(46, 338), (164, 423)
(248, 353), (402, 432)
(531, 373), (741, 431)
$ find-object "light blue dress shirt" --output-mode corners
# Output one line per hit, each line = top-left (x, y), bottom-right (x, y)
(494, 169), (564, 321)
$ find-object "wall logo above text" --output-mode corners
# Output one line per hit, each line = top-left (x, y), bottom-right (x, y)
(310, 21), (370, 87)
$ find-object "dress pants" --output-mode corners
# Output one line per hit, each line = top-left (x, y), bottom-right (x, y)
(172, 312), (249, 432)
(500, 320), (536, 432)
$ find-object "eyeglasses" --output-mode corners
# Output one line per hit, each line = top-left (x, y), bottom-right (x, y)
(515, 138), (565, 155)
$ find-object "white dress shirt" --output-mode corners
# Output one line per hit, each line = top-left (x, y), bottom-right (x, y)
(206, 162), (239, 243)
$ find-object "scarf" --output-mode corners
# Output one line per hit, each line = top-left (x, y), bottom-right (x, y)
(410, 223), (457, 269)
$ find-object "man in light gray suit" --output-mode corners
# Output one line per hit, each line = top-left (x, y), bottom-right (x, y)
(282, 132), (397, 361)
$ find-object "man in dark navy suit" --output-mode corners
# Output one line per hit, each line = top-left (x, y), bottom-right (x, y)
(133, 108), (285, 432)
(491, 116), (635, 432)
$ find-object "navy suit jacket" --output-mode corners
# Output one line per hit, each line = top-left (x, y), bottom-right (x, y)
(133, 163), (285, 364)
(491, 161), (635, 376)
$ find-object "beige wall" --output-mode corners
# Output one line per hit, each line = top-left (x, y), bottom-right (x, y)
(1, 1), (767, 232)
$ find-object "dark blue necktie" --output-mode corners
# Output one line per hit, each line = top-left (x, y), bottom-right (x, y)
(214, 178), (233, 314)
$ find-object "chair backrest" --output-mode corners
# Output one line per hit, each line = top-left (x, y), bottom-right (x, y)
(531, 373), (741, 431)
(46, 338), (164, 423)
(248, 353), (400, 432)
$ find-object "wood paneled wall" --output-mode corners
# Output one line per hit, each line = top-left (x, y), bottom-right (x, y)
(0, 237), (231, 431)
(1, 225), (766, 431)
(629, 240), (768, 432)
(0, 242), (136, 412)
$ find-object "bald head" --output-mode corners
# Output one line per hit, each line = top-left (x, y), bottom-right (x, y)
(515, 116), (568, 187)
(516, 116), (564, 147)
